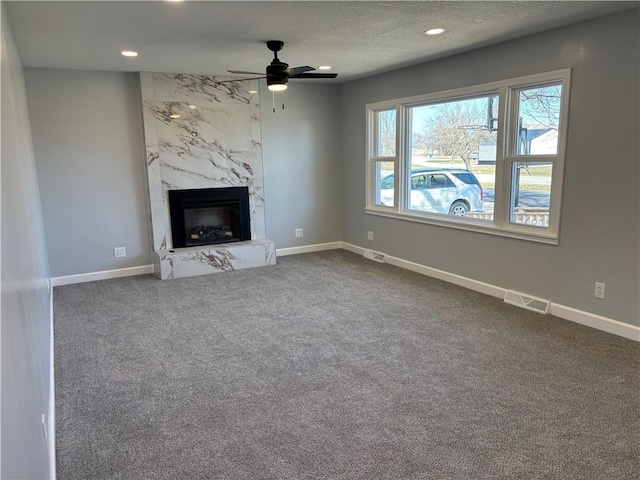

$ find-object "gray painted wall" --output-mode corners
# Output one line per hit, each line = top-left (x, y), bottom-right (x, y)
(260, 82), (342, 248)
(338, 10), (639, 327)
(24, 68), (152, 278)
(1, 7), (53, 478)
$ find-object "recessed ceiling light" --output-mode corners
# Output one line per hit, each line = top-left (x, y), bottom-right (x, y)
(249, 90), (258, 94)
(169, 114), (181, 119)
(318, 66), (332, 70)
(425, 28), (445, 36)
(189, 105), (197, 109)
(121, 50), (138, 57)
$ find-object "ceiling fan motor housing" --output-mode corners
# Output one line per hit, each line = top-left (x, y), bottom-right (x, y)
(266, 61), (289, 88)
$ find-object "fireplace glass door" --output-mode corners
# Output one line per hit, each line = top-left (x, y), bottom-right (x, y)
(169, 187), (251, 248)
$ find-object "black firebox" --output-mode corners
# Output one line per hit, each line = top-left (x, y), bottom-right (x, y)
(168, 187), (251, 248)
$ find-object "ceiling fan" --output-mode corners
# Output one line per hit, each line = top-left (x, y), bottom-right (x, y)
(225, 40), (338, 91)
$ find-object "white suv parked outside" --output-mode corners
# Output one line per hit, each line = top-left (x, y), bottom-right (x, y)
(379, 168), (483, 216)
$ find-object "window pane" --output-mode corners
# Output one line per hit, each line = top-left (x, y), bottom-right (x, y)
(374, 161), (395, 207)
(516, 84), (562, 155)
(510, 162), (552, 228)
(376, 109), (396, 157)
(408, 97), (495, 218)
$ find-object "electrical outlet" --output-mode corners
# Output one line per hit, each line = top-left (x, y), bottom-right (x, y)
(367, 231), (374, 241)
(594, 282), (605, 299)
(114, 247), (126, 258)
(295, 228), (303, 238)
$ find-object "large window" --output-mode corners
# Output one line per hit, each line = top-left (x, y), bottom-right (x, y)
(366, 70), (571, 243)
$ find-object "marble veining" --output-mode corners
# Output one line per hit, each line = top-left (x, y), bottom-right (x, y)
(151, 73), (255, 105)
(146, 151), (159, 167)
(189, 250), (238, 272)
(264, 242), (277, 266)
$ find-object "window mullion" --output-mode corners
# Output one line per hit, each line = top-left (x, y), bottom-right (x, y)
(397, 105), (408, 212)
(365, 108), (375, 208)
(493, 86), (511, 228)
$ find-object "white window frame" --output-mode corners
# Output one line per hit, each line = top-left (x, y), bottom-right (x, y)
(366, 107), (400, 209)
(365, 69), (571, 244)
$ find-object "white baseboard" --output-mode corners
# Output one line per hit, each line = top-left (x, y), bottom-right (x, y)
(549, 304), (639, 341)
(48, 290), (56, 479)
(51, 264), (155, 287)
(340, 242), (639, 342)
(339, 242), (365, 256)
(383, 251), (506, 299)
(276, 241), (343, 257)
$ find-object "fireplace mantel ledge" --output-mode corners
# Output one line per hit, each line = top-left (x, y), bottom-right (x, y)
(155, 239), (276, 280)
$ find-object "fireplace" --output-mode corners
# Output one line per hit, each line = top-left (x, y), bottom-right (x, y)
(168, 187), (251, 248)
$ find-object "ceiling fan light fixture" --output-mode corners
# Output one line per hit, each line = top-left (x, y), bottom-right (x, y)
(267, 76), (288, 91)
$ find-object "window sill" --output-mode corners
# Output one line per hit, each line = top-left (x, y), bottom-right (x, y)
(365, 207), (559, 245)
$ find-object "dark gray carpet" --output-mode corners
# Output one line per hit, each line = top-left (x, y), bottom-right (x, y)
(54, 250), (639, 480)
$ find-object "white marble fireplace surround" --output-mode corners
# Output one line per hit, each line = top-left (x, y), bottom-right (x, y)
(139, 73), (275, 279)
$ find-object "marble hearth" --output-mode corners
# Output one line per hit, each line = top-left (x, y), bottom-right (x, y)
(140, 73), (275, 279)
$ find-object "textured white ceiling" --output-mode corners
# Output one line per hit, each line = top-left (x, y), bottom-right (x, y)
(5, 1), (638, 82)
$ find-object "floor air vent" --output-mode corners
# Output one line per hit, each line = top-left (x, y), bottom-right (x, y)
(504, 290), (550, 314)
(364, 249), (386, 263)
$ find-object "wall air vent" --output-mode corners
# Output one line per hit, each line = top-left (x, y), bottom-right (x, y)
(364, 249), (386, 263)
(504, 290), (550, 314)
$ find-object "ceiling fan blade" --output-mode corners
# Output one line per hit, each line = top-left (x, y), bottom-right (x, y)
(284, 65), (315, 76)
(218, 76), (266, 83)
(289, 73), (339, 79)
(227, 69), (266, 75)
